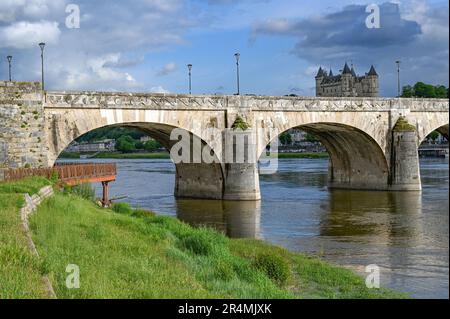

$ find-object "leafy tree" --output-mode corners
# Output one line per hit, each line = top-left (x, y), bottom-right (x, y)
(435, 85), (448, 98)
(305, 133), (318, 143)
(144, 139), (162, 152)
(401, 82), (449, 98)
(116, 135), (136, 153)
(427, 131), (440, 143)
(279, 132), (292, 145)
(414, 82), (436, 98)
(135, 141), (144, 149)
(76, 127), (146, 143)
(401, 85), (414, 98)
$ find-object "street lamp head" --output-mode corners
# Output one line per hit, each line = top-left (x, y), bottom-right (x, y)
(234, 53), (240, 62)
(7, 56), (12, 63)
(39, 42), (46, 51)
(187, 64), (192, 71)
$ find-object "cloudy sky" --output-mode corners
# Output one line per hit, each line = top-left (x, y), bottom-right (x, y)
(0, 0), (448, 96)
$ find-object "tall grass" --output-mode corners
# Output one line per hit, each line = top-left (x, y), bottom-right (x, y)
(28, 191), (407, 299)
(0, 177), (51, 298)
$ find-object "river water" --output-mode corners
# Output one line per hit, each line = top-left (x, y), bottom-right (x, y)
(60, 157), (449, 298)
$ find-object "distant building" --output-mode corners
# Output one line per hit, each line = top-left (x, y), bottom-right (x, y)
(140, 136), (152, 143)
(315, 63), (379, 97)
(290, 129), (307, 144)
(66, 139), (116, 153)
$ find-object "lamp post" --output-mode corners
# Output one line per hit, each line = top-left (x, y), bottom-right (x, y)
(39, 42), (45, 90)
(234, 53), (240, 95)
(7, 56), (12, 81)
(187, 64), (192, 95)
(396, 60), (401, 97)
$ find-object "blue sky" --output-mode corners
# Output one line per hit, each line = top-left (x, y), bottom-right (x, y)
(0, 0), (448, 96)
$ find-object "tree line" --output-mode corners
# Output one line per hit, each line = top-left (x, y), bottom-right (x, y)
(76, 127), (162, 153)
(401, 82), (449, 98)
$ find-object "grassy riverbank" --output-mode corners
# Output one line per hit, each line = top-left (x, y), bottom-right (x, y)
(1, 178), (406, 299)
(59, 151), (328, 160)
(0, 177), (52, 298)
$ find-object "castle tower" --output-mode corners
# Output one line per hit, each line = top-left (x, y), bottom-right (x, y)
(315, 67), (325, 96)
(341, 62), (353, 97)
(366, 65), (379, 97)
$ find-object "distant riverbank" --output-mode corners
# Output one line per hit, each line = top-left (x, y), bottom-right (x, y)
(59, 151), (329, 160)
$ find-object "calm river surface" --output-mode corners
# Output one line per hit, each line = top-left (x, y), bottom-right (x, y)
(60, 157), (449, 298)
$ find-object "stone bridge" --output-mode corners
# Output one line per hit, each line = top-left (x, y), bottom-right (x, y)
(1, 81), (448, 200)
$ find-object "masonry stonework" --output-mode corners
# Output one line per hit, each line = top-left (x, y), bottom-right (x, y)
(0, 81), (49, 179)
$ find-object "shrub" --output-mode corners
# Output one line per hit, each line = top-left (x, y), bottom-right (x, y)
(70, 183), (95, 201)
(179, 231), (216, 256)
(252, 253), (291, 286)
(112, 202), (133, 215)
(231, 115), (250, 131)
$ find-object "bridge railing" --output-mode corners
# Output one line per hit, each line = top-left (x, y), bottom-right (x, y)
(3, 163), (117, 184)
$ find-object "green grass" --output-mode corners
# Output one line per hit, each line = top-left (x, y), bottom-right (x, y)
(1, 177), (407, 299)
(0, 177), (51, 298)
(28, 191), (405, 299)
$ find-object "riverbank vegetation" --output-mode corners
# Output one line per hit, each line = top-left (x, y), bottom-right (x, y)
(0, 177), (51, 298)
(1, 178), (406, 299)
(59, 151), (328, 160)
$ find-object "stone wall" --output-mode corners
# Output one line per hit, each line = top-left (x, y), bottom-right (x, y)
(0, 81), (48, 178)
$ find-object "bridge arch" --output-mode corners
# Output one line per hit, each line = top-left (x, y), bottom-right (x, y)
(259, 122), (390, 190)
(420, 123), (449, 144)
(50, 118), (225, 200)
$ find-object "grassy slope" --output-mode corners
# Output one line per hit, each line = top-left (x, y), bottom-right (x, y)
(0, 177), (51, 298)
(28, 192), (406, 299)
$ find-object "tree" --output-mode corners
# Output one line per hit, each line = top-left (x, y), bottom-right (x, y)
(401, 82), (448, 98)
(401, 85), (414, 98)
(413, 82), (436, 98)
(115, 135), (136, 153)
(279, 132), (292, 146)
(305, 133), (318, 143)
(135, 141), (144, 149)
(144, 139), (162, 152)
(435, 85), (448, 98)
(427, 131), (440, 143)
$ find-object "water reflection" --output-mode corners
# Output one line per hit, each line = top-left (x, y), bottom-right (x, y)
(320, 190), (422, 240)
(177, 200), (261, 239)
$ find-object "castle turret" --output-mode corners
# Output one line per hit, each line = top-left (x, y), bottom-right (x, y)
(341, 63), (353, 97)
(315, 67), (325, 96)
(366, 65), (379, 97)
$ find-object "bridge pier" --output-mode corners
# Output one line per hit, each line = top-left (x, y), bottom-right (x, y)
(389, 117), (422, 191)
(223, 163), (261, 200)
(174, 163), (224, 200)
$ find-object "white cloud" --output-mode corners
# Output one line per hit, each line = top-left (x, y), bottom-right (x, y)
(150, 86), (170, 93)
(0, 20), (61, 49)
(0, 0), (66, 22)
(157, 62), (177, 76)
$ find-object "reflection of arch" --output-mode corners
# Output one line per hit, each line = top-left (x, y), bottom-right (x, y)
(261, 122), (390, 190)
(53, 122), (225, 200)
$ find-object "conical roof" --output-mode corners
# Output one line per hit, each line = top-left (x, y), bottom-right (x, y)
(368, 65), (378, 76)
(342, 62), (352, 74)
